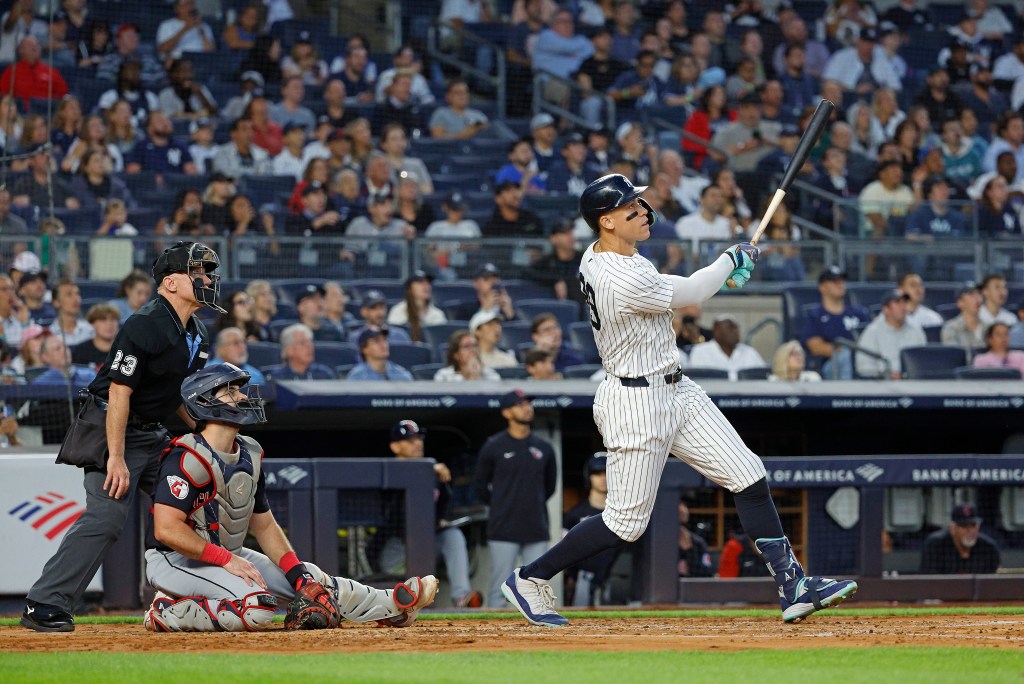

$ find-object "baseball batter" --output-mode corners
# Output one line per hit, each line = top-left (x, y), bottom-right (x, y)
(502, 174), (857, 626)
(143, 363), (437, 631)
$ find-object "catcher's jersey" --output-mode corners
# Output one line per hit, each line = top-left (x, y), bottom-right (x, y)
(578, 242), (679, 378)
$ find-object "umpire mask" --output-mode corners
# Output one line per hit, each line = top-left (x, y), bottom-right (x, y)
(153, 241), (226, 313)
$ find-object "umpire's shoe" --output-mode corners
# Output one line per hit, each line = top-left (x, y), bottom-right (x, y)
(501, 567), (569, 627)
(754, 537), (858, 623)
(21, 600), (74, 632)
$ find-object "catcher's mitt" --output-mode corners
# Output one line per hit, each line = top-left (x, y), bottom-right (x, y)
(284, 580), (341, 630)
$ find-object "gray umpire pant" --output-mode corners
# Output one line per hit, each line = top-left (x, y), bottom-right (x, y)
(27, 426), (169, 612)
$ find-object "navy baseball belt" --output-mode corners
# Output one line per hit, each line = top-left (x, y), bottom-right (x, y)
(618, 367), (684, 388)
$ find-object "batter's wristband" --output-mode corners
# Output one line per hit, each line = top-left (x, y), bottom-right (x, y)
(200, 543), (232, 567)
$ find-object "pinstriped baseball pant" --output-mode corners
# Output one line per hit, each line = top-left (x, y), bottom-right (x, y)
(592, 375), (766, 542)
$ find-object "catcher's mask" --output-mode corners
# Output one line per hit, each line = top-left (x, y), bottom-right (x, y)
(181, 363), (267, 427)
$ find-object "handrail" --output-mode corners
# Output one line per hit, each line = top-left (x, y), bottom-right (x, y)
(835, 336), (892, 380)
(532, 69), (616, 131)
(745, 316), (782, 349)
(426, 20), (506, 120)
(649, 116), (731, 164)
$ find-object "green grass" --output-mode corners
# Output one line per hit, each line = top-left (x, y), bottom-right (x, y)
(2, 649), (1022, 684)
(3, 604), (1023, 627)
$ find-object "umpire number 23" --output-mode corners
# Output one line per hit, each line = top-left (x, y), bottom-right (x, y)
(579, 274), (601, 331)
(110, 350), (138, 377)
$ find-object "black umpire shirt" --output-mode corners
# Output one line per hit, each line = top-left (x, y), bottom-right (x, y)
(474, 430), (557, 544)
(88, 294), (210, 423)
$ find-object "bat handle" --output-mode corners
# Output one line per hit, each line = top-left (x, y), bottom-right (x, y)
(726, 189), (787, 289)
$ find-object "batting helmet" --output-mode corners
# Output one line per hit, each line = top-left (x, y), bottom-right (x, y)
(579, 173), (657, 231)
(181, 363), (267, 427)
(152, 241), (226, 313)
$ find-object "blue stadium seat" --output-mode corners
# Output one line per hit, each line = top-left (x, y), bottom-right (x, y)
(782, 285), (826, 341)
(247, 341), (283, 369)
(923, 326), (943, 343)
(411, 363), (444, 380)
(431, 281), (476, 304)
(54, 207), (102, 235)
(900, 346), (967, 380)
(563, 364), (602, 379)
(502, 279), (551, 301)
(737, 366), (771, 380)
(847, 283), (896, 309)
(567, 321), (599, 364)
(683, 367), (730, 380)
(269, 319), (299, 341)
(314, 342), (358, 369)
(422, 323), (468, 360)
(388, 342), (433, 369)
(274, 278), (330, 305)
(240, 175), (298, 208)
(516, 299), (580, 332)
(500, 320), (533, 349)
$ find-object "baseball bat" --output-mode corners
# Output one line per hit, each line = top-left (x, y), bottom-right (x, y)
(725, 98), (835, 288)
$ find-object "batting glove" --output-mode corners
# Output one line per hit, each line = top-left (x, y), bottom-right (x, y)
(725, 242), (760, 269)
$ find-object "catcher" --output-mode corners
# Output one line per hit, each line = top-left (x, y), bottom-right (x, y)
(143, 363), (437, 632)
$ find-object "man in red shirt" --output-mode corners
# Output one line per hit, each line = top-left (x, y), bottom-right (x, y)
(0, 36), (69, 108)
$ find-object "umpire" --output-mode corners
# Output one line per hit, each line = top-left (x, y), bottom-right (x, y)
(21, 241), (223, 632)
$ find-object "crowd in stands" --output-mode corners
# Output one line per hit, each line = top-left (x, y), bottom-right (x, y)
(2, 0), (1024, 386)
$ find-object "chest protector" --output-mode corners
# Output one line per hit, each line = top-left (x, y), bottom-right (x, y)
(172, 433), (263, 553)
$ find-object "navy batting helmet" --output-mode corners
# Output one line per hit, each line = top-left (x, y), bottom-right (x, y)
(579, 173), (657, 231)
(181, 363), (267, 427)
(152, 241), (225, 314)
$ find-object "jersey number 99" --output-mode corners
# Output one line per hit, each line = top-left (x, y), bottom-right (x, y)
(578, 274), (601, 331)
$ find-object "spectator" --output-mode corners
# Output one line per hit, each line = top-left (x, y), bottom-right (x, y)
(212, 118), (272, 179)
(245, 279), (276, 341)
(0, 189), (29, 262)
(221, 4), (259, 50)
(347, 326), (413, 381)
(68, 149), (133, 211)
(222, 193), (275, 240)
(575, 25), (629, 127)
(769, 340), (822, 382)
(221, 70), (266, 122)
(104, 100), (141, 158)
(858, 160), (915, 275)
(757, 122), (810, 183)
(47, 280), (92, 347)
(913, 67), (963, 130)
(96, 23), (165, 89)
(994, 35), (1024, 83)
(881, 0), (928, 34)
(701, 11), (728, 69)
(184, 117), (217, 174)
(772, 17), (830, 79)
(155, 188), (209, 237)
(525, 348), (561, 380)
(657, 149), (708, 216)
(292, 284), (343, 343)
(346, 117), (375, 170)
(384, 420), (482, 607)
(474, 389), (557, 607)
(434, 329), (501, 381)
(919, 502), (1001, 574)
(0, 94), (23, 152)
(158, 58), (218, 120)
(11, 146), (79, 210)
(156, 0), (216, 60)
(30, 335), (95, 385)
(531, 9), (594, 108)
(207, 326), (266, 385)
(280, 32), (328, 87)
(855, 289), (926, 379)
(717, 528), (769, 577)
(323, 281), (356, 335)
(962, 66), (1007, 134)
(348, 290), (411, 345)
(97, 61), (161, 131)
(451, 263), (518, 322)
(687, 314), (765, 380)
(12, 323), (47, 377)
(822, 27), (900, 94)
(979, 273), (1016, 328)
(675, 184), (733, 262)
(974, 174), (1022, 238)
(756, 197), (806, 282)
(675, 498), (713, 580)
(525, 220), (585, 304)
(214, 290), (261, 342)
(335, 45), (374, 103)
(471, 310), (517, 370)
(375, 45), (434, 106)
(725, 56), (760, 106)
(380, 123), (432, 195)
(0, 274), (27, 350)
(270, 75), (316, 135)
(360, 151), (394, 199)
(0, 0), (47, 64)
(711, 92), (775, 173)
(61, 112), (123, 174)
(615, 120), (654, 186)
(940, 119), (983, 189)
(95, 198), (137, 237)
(270, 122), (306, 180)
(495, 138), (544, 194)
(387, 271), (446, 343)
(246, 94), (283, 157)
(898, 272), (944, 329)
(321, 78), (356, 130)
(124, 111), (197, 175)
(0, 36), (69, 108)
(530, 313), (584, 372)
(972, 322), (1024, 376)
(982, 113), (1024, 180)
(110, 269), (152, 324)
(70, 302), (119, 371)
(321, 127), (352, 174)
(238, 34), (282, 86)
(263, 323), (337, 380)
(483, 180), (545, 239)
(428, 79), (489, 140)
(825, 0), (877, 45)
(802, 266), (870, 380)
(424, 192), (480, 278)
(529, 113), (559, 178)
(758, 79), (792, 127)
(342, 191), (414, 269)
(585, 127), (613, 174)
(50, 95), (83, 159)
(328, 167), (366, 229)
(904, 175), (968, 275)
(661, 52), (701, 109)
(941, 282), (985, 354)
(547, 132), (595, 197)
(608, 49), (664, 116)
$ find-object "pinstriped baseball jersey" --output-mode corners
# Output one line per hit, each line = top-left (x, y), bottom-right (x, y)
(578, 242), (679, 378)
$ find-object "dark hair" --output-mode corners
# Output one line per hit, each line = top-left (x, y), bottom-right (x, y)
(784, 41), (804, 58)
(996, 111), (1023, 137)
(445, 78), (468, 93)
(238, 33), (281, 84)
(216, 290), (261, 340)
(530, 312), (558, 335)
(980, 273), (1006, 291)
(525, 348), (552, 366)
(402, 278), (430, 343)
(444, 329), (473, 371)
(699, 84), (726, 115)
(231, 116), (253, 132)
(116, 269), (151, 298)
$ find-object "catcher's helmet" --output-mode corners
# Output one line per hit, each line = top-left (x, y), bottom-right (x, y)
(181, 363), (267, 427)
(152, 241), (226, 313)
(579, 173), (656, 231)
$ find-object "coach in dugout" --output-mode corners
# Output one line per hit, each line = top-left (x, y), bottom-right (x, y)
(21, 241), (220, 632)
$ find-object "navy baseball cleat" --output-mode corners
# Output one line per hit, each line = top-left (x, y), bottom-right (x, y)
(754, 537), (858, 623)
(21, 600), (74, 632)
(501, 567), (569, 627)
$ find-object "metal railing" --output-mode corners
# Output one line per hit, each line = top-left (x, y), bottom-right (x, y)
(426, 20), (506, 120)
(532, 70), (617, 131)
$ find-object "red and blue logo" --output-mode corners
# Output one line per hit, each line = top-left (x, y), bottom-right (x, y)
(7, 492), (84, 540)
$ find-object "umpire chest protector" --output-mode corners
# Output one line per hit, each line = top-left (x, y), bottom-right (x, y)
(169, 433), (264, 553)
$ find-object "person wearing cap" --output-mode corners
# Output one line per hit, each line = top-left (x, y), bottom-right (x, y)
(913, 67), (964, 131)
(563, 453), (626, 605)
(348, 290), (411, 345)
(11, 323), (48, 377)
(854, 288), (925, 379)
(858, 159), (914, 274)
(156, 0), (215, 60)
(346, 326), (413, 381)
(585, 127), (613, 174)
(484, 180), (545, 239)
(756, 122), (808, 180)
(125, 111), (198, 175)
(823, 0), (878, 45)
(387, 271), (446, 341)
(526, 219), (586, 304)
(221, 70), (267, 122)
(529, 112), (559, 177)
(0, 36), (69, 108)
(822, 26), (902, 93)
(575, 25), (629, 127)
(342, 190), (415, 270)
(615, 121), (654, 186)
(547, 132), (596, 197)
(273, 122), (310, 180)
(212, 117), (272, 179)
(470, 310), (517, 370)
(382, 419), (481, 607)
(270, 75), (316, 136)
(263, 322), (336, 381)
(474, 389), (557, 607)
(158, 58), (218, 121)
(941, 282), (985, 354)
(428, 79), (489, 140)
(96, 22), (165, 89)
(919, 502), (1001, 574)
(880, 0), (929, 35)
(294, 284), (344, 343)
(0, 0), (47, 64)
(451, 263), (518, 323)
(801, 266), (870, 380)
(281, 33), (329, 87)
(424, 191), (482, 278)
(10, 144), (79, 211)
(495, 138), (545, 194)
(96, 60), (162, 130)
(688, 314), (766, 381)
(16, 271), (55, 326)
(962, 64), (1008, 134)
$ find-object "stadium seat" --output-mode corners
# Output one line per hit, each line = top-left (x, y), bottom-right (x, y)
(77, 281), (119, 299)
(500, 320), (533, 350)
(314, 342), (358, 369)
(923, 326), (943, 343)
(501, 279), (552, 301)
(683, 367), (730, 380)
(900, 346), (968, 380)
(411, 363), (444, 380)
(247, 342), (283, 369)
(567, 321), (599, 364)
(240, 175), (299, 208)
(953, 366), (1022, 380)
(563, 364), (602, 379)
(431, 281), (476, 304)
(847, 283), (896, 309)
(782, 285), (827, 341)
(268, 319), (299, 341)
(495, 366), (530, 379)
(516, 299), (580, 332)
(388, 342), (433, 369)
(422, 324), (468, 359)
(737, 366), (771, 380)
(934, 303), (960, 321)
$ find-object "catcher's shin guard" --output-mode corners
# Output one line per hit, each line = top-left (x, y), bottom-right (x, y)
(144, 592), (277, 632)
(303, 563), (437, 625)
(754, 537), (858, 623)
